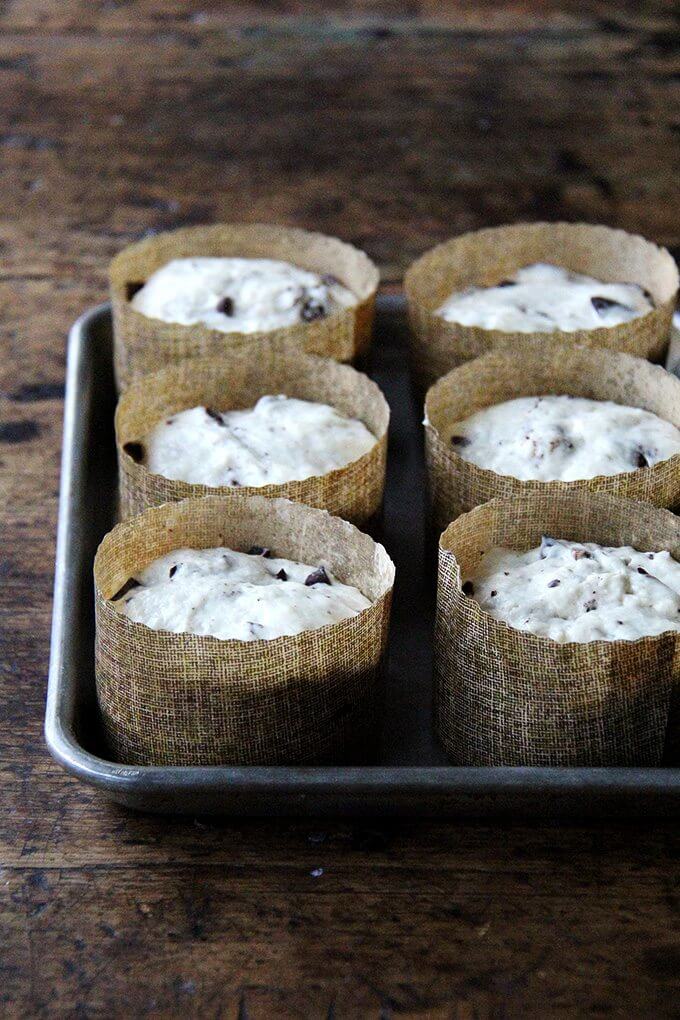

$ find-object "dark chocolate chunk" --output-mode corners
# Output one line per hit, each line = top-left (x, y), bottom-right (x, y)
(490, 590), (497, 597)
(497, 279), (516, 287)
(584, 598), (597, 612)
(637, 566), (649, 575)
(321, 273), (340, 286)
(462, 580), (475, 596)
(547, 579), (561, 588)
(450, 435), (470, 448)
(216, 296), (234, 316)
(633, 448), (649, 468)
(248, 546), (271, 558)
(123, 441), (144, 463)
(205, 407), (225, 425)
(169, 565), (178, 578)
(591, 296), (630, 315)
(540, 535), (556, 558)
(276, 568), (288, 581)
(300, 300), (326, 322)
(305, 566), (331, 586)
(110, 577), (141, 601)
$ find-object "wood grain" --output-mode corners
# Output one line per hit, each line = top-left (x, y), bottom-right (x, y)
(0, 2), (679, 1016)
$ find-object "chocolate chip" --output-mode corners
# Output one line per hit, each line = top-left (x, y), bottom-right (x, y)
(110, 577), (141, 601)
(276, 568), (288, 581)
(584, 598), (597, 612)
(591, 296), (629, 314)
(490, 590), (497, 597)
(633, 449), (649, 468)
(637, 566), (648, 575)
(321, 273), (340, 286)
(305, 566), (331, 586)
(123, 441), (144, 463)
(462, 580), (474, 596)
(216, 296), (234, 316)
(248, 546), (271, 558)
(169, 565), (178, 578)
(497, 279), (516, 287)
(300, 300), (326, 322)
(450, 435), (470, 448)
(540, 536), (556, 558)
(547, 579), (561, 588)
(205, 407), (225, 425)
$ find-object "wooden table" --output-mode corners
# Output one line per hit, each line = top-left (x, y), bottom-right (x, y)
(1, 3), (678, 1015)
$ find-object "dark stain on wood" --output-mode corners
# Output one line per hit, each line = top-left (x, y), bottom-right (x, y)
(0, 420), (40, 443)
(10, 382), (65, 402)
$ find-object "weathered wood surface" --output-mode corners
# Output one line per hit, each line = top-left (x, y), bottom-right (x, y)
(0, 2), (679, 1016)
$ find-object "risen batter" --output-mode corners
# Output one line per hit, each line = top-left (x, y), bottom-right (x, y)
(445, 395), (680, 481)
(139, 396), (375, 487)
(464, 536), (680, 643)
(130, 257), (357, 333)
(113, 546), (370, 641)
(436, 263), (653, 332)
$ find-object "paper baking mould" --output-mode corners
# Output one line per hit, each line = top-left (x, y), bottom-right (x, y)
(115, 343), (389, 527)
(94, 495), (395, 766)
(405, 222), (678, 391)
(110, 223), (380, 390)
(435, 491), (680, 767)
(425, 340), (680, 534)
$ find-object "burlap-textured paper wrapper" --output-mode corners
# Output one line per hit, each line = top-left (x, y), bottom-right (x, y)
(110, 223), (380, 390)
(425, 340), (680, 534)
(664, 317), (680, 378)
(435, 491), (680, 767)
(115, 343), (389, 527)
(405, 222), (678, 391)
(94, 495), (395, 766)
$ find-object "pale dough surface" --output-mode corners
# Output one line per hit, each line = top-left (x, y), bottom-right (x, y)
(115, 546), (371, 641)
(466, 537), (680, 643)
(131, 256), (357, 332)
(446, 395), (680, 481)
(436, 262), (653, 332)
(144, 396), (376, 487)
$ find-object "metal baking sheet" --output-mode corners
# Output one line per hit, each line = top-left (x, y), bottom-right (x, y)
(45, 296), (680, 817)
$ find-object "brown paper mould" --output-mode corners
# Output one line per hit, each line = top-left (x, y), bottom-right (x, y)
(435, 491), (680, 767)
(110, 223), (380, 390)
(94, 495), (395, 766)
(405, 222), (678, 391)
(115, 343), (389, 528)
(425, 340), (680, 535)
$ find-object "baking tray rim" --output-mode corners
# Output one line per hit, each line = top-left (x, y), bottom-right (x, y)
(44, 300), (680, 814)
